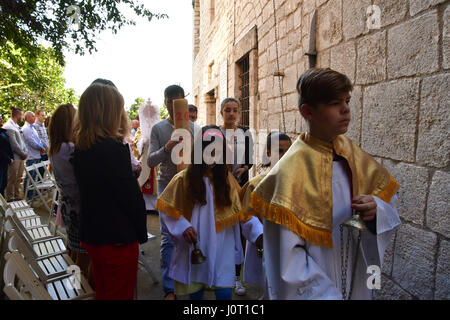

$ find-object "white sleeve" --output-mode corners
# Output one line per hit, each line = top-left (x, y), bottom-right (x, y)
(128, 145), (140, 168)
(360, 194), (401, 270)
(234, 223), (244, 265)
(264, 219), (340, 300)
(241, 216), (263, 243)
(374, 194), (401, 235)
(160, 213), (192, 244)
(374, 194), (401, 266)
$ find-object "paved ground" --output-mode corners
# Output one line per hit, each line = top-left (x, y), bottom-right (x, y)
(137, 213), (263, 300)
(1, 205), (263, 300)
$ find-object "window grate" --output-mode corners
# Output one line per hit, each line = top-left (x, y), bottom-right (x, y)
(238, 55), (250, 129)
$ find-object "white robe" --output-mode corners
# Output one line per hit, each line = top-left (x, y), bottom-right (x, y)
(161, 176), (244, 287)
(263, 160), (401, 300)
(241, 216), (264, 287)
(143, 194), (157, 211)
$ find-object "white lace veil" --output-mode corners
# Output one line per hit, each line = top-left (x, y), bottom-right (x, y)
(137, 98), (161, 155)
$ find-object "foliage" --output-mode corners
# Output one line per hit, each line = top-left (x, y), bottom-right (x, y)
(127, 97), (144, 120)
(0, 0), (168, 65)
(0, 42), (78, 118)
(160, 103), (169, 120)
(127, 98), (170, 120)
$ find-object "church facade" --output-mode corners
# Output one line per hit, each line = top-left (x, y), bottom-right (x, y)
(191, 0), (449, 299)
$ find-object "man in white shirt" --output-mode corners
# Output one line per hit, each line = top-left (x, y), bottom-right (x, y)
(22, 111), (46, 200)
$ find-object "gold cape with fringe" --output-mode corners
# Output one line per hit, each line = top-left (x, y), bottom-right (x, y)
(239, 173), (267, 221)
(250, 133), (400, 248)
(156, 169), (245, 233)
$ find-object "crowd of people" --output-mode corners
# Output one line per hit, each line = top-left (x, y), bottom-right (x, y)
(0, 107), (49, 201)
(0, 68), (401, 300)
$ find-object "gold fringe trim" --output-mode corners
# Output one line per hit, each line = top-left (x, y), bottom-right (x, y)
(376, 175), (400, 204)
(240, 210), (254, 223)
(215, 211), (246, 233)
(156, 199), (183, 220)
(250, 192), (333, 248)
(156, 199), (245, 233)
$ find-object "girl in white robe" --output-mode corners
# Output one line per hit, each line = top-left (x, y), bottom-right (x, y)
(156, 125), (245, 300)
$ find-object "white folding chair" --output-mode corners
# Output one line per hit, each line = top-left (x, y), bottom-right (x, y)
(6, 214), (53, 243)
(1, 201), (33, 256)
(3, 250), (95, 300)
(36, 160), (55, 185)
(8, 209), (42, 234)
(13, 207), (39, 219)
(3, 250), (52, 300)
(34, 161), (59, 212)
(4, 208), (66, 256)
(8, 231), (74, 282)
(40, 161), (60, 223)
(0, 192), (30, 213)
(24, 163), (55, 213)
(47, 185), (61, 235)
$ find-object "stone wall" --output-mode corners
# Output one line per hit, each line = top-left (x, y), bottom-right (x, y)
(192, 0), (450, 299)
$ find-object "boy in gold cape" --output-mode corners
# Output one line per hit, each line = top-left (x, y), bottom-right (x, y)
(250, 68), (401, 299)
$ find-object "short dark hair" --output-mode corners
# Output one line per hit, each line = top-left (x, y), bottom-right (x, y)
(262, 131), (292, 167)
(297, 68), (353, 116)
(10, 106), (22, 118)
(188, 104), (198, 112)
(164, 85), (185, 99)
(91, 78), (117, 88)
(266, 131), (292, 151)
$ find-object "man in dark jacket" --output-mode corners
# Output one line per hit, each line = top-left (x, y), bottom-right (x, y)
(0, 115), (14, 196)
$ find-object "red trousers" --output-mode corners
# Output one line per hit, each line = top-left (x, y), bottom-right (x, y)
(81, 241), (139, 300)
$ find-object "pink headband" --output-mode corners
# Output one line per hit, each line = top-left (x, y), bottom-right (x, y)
(201, 130), (224, 140)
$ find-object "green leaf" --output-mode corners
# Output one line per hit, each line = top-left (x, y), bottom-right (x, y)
(0, 0), (167, 65)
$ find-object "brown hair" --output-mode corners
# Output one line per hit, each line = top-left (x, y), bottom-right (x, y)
(10, 106), (22, 118)
(297, 68), (353, 117)
(187, 125), (232, 208)
(48, 104), (76, 156)
(74, 83), (129, 150)
(35, 109), (44, 117)
(220, 97), (240, 113)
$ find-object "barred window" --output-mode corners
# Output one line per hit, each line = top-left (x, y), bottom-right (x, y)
(237, 54), (250, 129)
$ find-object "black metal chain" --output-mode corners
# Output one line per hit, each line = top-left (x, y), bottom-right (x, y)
(340, 225), (362, 300)
(340, 225), (351, 300)
(348, 230), (361, 299)
(272, 0), (286, 133)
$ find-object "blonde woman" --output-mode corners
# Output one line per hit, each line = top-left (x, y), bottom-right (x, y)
(72, 81), (148, 300)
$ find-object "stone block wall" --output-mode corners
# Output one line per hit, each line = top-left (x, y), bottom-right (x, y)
(192, 0), (450, 299)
